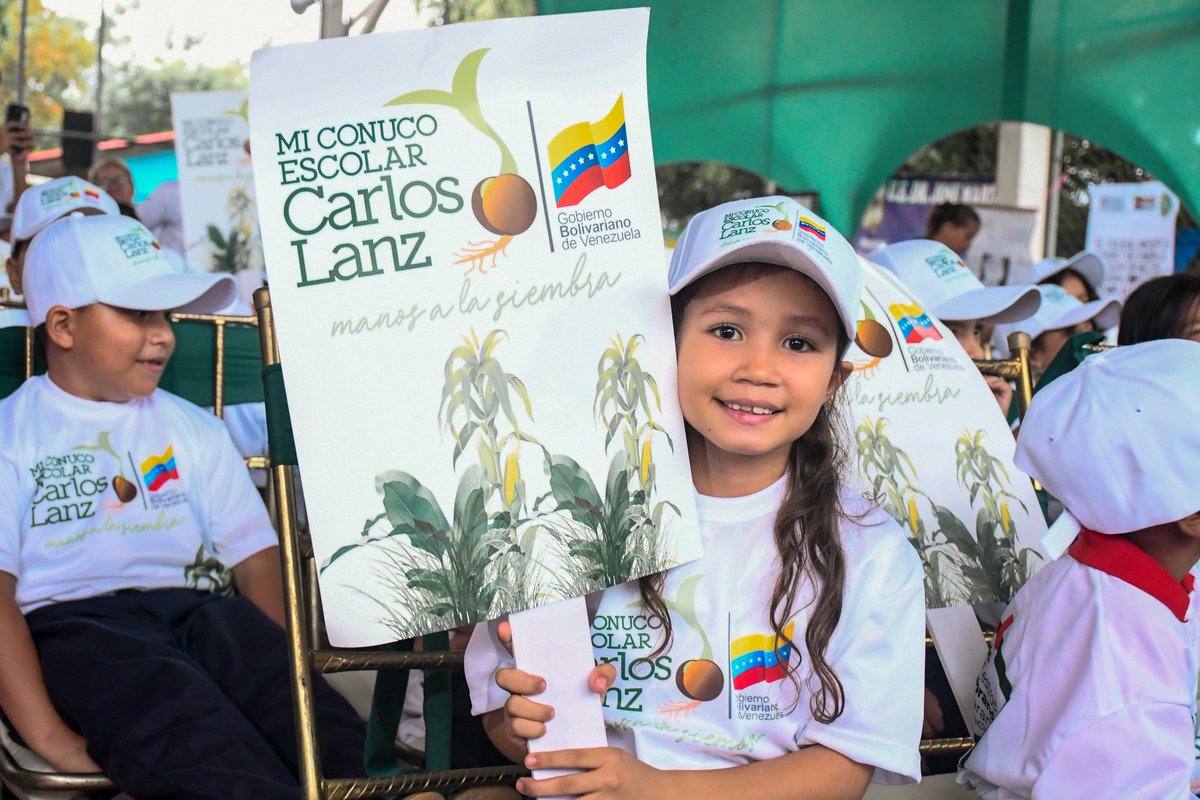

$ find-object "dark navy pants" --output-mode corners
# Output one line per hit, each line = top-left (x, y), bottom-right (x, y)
(26, 588), (365, 799)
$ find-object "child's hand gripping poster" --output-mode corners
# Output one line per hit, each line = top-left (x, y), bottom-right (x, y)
(249, 10), (702, 649)
(844, 257), (1049, 732)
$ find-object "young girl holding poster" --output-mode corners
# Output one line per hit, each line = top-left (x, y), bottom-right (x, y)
(466, 196), (924, 798)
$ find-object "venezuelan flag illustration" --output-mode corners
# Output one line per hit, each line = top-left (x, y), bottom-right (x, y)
(797, 216), (826, 241)
(888, 303), (943, 344)
(547, 95), (631, 208)
(729, 622), (795, 691)
(140, 445), (180, 492)
(83, 188), (101, 200)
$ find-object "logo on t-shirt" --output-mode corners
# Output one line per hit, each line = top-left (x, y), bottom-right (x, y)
(140, 445), (180, 492)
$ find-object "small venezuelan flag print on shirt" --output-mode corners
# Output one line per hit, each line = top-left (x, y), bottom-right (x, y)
(729, 622), (795, 690)
(888, 303), (943, 344)
(140, 445), (180, 492)
(83, 188), (101, 200)
(547, 95), (631, 208)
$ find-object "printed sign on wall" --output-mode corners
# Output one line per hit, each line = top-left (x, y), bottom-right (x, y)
(250, 10), (702, 647)
(846, 259), (1048, 609)
(1086, 180), (1179, 301)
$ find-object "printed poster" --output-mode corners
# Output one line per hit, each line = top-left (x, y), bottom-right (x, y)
(845, 259), (1048, 609)
(171, 90), (265, 276)
(250, 10), (702, 647)
(1086, 180), (1179, 301)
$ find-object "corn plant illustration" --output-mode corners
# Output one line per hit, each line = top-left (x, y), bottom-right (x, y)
(70, 431), (138, 505)
(438, 329), (544, 608)
(206, 185), (255, 273)
(538, 334), (679, 593)
(321, 330), (541, 634)
(933, 429), (1042, 603)
(385, 48), (538, 275)
(596, 334), (678, 562)
(855, 416), (965, 607)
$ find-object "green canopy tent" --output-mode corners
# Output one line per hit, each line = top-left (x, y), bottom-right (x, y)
(539, 0), (1200, 233)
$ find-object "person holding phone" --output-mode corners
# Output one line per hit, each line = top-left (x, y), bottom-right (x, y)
(2, 102), (33, 220)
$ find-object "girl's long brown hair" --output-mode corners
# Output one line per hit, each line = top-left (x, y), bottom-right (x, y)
(637, 267), (852, 724)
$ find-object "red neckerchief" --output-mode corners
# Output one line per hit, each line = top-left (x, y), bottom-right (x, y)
(1068, 528), (1196, 622)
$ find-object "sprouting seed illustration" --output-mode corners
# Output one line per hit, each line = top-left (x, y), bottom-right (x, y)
(852, 301), (893, 376)
(71, 431), (136, 503)
(386, 48), (537, 275)
(222, 98), (251, 154)
(656, 574), (724, 712)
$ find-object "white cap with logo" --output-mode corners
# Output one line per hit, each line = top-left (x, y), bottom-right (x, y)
(23, 214), (237, 326)
(11, 176), (120, 243)
(1008, 250), (1105, 292)
(1016, 339), (1200, 542)
(994, 284), (1121, 353)
(667, 196), (862, 340)
(867, 239), (1041, 324)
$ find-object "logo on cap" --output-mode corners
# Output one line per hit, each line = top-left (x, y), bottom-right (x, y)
(718, 201), (792, 242)
(115, 228), (162, 263)
(797, 216), (825, 241)
(39, 182), (78, 208)
(924, 250), (969, 283)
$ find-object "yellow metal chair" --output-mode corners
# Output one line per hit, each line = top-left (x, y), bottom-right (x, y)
(252, 287), (524, 800)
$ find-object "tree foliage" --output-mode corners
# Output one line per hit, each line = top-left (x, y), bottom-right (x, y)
(0, 0), (95, 138)
(412, 0), (536, 25)
(100, 58), (246, 138)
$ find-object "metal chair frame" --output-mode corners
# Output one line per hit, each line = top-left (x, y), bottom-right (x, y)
(252, 288), (525, 800)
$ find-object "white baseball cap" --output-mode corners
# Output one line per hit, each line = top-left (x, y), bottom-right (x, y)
(1016, 339), (1200, 537)
(867, 239), (1041, 324)
(11, 176), (120, 243)
(668, 196), (861, 340)
(994, 284), (1121, 353)
(1009, 250), (1105, 292)
(23, 214), (237, 326)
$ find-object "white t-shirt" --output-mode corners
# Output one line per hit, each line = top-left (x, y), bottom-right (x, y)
(0, 375), (278, 614)
(959, 529), (1200, 799)
(0, 159), (13, 217)
(137, 180), (184, 257)
(467, 477), (925, 783)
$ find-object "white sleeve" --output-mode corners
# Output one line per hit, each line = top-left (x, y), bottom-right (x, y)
(1034, 704), (1197, 800)
(799, 532), (925, 784)
(465, 617), (516, 716)
(0, 452), (22, 579)
(193, 415), (278, 566)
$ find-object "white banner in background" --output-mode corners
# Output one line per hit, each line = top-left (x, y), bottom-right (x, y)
(1086, 181), (1178, 301)
(250, 10), (702, 647)
(846, 260), (1048, 610)
(171, 90), (265, 278)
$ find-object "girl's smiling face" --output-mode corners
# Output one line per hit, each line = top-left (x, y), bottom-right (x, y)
(675, 264), (849, 496)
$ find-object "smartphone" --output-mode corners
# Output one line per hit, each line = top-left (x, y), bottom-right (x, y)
(4, 103), (30, 127)
(5, 103), (30, 156)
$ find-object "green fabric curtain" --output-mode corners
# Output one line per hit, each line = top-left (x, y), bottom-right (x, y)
(540, 0), (1200, 233)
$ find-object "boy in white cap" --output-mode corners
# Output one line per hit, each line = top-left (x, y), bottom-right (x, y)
(3, 176), (120, 316)
(0, 214), (364, 796)
(959, 339), (1200, 799)
(1012, 249), (1105, 303)
(868, 239), (1040, 415)
(994, 283), (1121, 369)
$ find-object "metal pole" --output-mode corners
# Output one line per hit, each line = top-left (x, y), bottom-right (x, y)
(1044, 129), (1064, 258)
(16, 0), (29, 103)
(94, 1), (107, 158)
